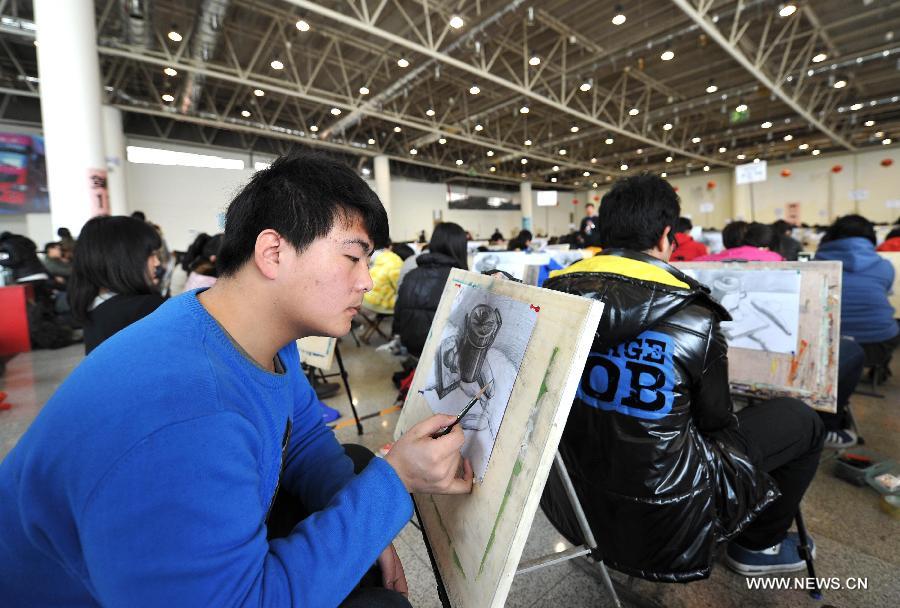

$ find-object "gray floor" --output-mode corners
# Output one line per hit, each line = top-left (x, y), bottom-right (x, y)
(1, 334), (898, 607)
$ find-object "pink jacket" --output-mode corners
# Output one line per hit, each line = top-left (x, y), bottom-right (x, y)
(694, 246), (785, 262)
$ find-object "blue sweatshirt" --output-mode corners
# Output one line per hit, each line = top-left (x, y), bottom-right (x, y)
(0, 291), (412, 606)
(815, 237), (898, 343)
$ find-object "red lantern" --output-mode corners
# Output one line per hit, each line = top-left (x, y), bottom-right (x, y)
(593, 195), (600, 202)
(572, 198), (579, 205)
(882, 158), (894, 167)
(706, 180), (716, 190)
(781, 169), (792, 178)
(831, 165), (843, 174)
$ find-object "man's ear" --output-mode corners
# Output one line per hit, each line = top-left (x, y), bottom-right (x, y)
(656, 226), (673, 258)
(253, 229), (283, 280)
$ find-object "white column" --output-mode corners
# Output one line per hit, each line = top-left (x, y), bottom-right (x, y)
(519, 181), (533, 231)
(102, 105), (128, 216)
(373, 155), (392, 233)
(35, 0), (108, 237)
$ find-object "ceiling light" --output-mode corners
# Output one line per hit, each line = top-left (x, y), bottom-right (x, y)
(663, 123), (673, 131)
(884, 138), (893, 145)
(474, 124), (483, 132)
(703, 165), (710, 172)
(737, 153), (746, 160)
(812, 52), (827, 63)
(397, 58), (409, 68)
(579, 80), (592, 92)
(783, 134), (793, 141)
(164, 67), (178, 77)
(833, 79), (847, 89)
(798, 143), (809, 150)
(361, 167), (371, 176)
(605, 137), (614, 144)
(620, 163), (629, 170)
(528, 53), (541, 66)
(449, 15), (464, 29)
(666, 156), (673, 162)
(706, 80), (718, 94)
(524, 139), (532, 145)
(310, 125), (319, 132)
(455, 159), (464, 165)
(583, 171), (591, 177)
(559, 149), (567, 155)
(761, 121), (773, 129)
(330, 107), (341, 116)
(167, 31), (182, 42)
(521, 172), (528, 178)
(161, 93), (174, 102)
(660, 50), (675, 61)
(240, 110), (251, 117)
(359, 86), (369, 95)
(735, 103), (748, 112)
(865, 120), (875, 127)
(489, 166), (496, 172)
(552, 165), (559, 171)
(425, 108), (436, 117)
(612, 5), (626, 26)
(367, 137), (375, 144)
(393, 126), (402, 132)
(812, 149), (821, 155)
(521, 158), (528, 165)
(692, 136), (701, 143)
(875, 131), (885, 138)
(409, 148), (417, 155)
(636, 148), (643, 154)
(270, 60), (284, 70)
(469, 84), (480, 95)
(591, 157), (598, 163)
(295, 20), (310, 32)
(520, 105), (530, 114)
(438, 137), (447, 144)
(779, 3), (797, 18)
(661, 172), (667, 177)
(592, 182), (599, 188)
(486, 150), (495, 157)
(629, 108), (640, 116)
(253, 88), (265, 96)
(570, 125), (580, 133)
(850, 103), (864, 111)
(550, 177), (557, 183)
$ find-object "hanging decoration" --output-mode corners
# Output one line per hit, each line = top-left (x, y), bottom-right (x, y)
(781, 169), (792, 177)
(592, 195), (600, 202)
(706, 180), (716, 190)
(881, 158), (894, 167)
(572, 198), (579, 205)
(831, 165), (843, 173)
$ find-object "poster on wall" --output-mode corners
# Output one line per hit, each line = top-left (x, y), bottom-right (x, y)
(447, 187), (520, 211)
(785, 202), (801, 224)
(0, 133), (49, 214)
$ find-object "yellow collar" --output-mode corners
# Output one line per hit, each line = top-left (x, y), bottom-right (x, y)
(549, 254), (690, 289)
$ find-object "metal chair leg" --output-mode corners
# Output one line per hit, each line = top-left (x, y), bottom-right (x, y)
(795, 510), (822, 601)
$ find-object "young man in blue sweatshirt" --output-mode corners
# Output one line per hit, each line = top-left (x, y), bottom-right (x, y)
(0, 152), (473, 607)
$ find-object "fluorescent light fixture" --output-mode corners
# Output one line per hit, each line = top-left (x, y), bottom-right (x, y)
(455, 159), (464, 165)
(779, 4), (797, 18)
(409, 148), (417, 155)
(521, 158), (528, 164)
(666, 156), (673, 162)
(240, 110), (251, 117)
(469, 84), (480, 95)
(270, 60), (284, 70)
(167, 31), (182, 42)
(296, 20), (310, 32)
(761, 121), (773, 128)
(474, 124), (483, 131)
(127, 146), (244, 170)
(629, 108), (640, 116)
(486, 150), (495, 157)
(254, 161), (272, 171)
(164, 67), (177, 77)
(310, 125), (319, 132)
(582, 171), (590, 177)
(692, 136), (701, 143)
(579, 81), (592, 92)
(425, 108), (436, 116)
(718, 147), (727, 153)
(330, 107), (341, 116)
(798, 143), (809, 150)
(660, 50), (674, 61)
(367, 137), (375, 144)
(397, 58), (409, 68)
(737, 153), (746, 160)
(812, 53), (827, 63)
(393, 126), (402, 132)
(783, 134), (794, 141)
(559, 148), (567, 155)
(663, 123), (673, 130)
(524, 139), (532, 145)
(833, 79), (847, 89)
(520, 105), (529, 114)
(570, 125), (579, 133)
(359, 86), (369, 95)
(620, 163), (628, 170)
(865, 120), (875, 127)
(528, 54), (541, 66)
(161, 93), (174, 102)
(253, 88), (265, 96)
(812, 149), (821, 155)
(449, 15), (464, 29)
(438, 137), (447, 144)
(605, 137), (614, 144)
(703, 165), (710, 171)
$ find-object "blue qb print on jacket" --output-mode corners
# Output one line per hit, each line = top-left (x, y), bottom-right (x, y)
(577, 330), (676, 420)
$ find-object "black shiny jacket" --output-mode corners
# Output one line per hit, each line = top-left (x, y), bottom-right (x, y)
(540, 250), (778, 582)
(392, 252), (462, 357)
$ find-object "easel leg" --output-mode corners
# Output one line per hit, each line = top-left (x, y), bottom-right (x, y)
(795, 510), (822, 600)
(334, 344), (363, 435)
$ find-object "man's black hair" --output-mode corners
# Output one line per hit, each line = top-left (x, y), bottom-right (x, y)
(743, 222), (776, 248)
(429, 222), (468, 270)
(217, 151), (389, 277)
(68, 216), (162, 323)
(131, 211), (147, 222)
(885, 226), (900, 241)
(772, 219), (794, 235)
(596, 174), (680, 251)
(821, 214), (876, 246)
(722, 220), (749, 249)
(675, 217), (693, 234)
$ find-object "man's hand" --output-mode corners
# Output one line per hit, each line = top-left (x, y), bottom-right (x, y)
(377, 544), (408, 597)
(385, 415), (474, 495)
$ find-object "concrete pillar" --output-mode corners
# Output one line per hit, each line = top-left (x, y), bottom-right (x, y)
(373, 155), (392, 233)
(102, 105), (128, 216)
(34, 0), (108, 236)
(520, 181), (532, 231)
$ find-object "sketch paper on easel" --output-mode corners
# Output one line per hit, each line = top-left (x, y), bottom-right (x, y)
(683, 268), (802, 354)
(421, 285), (538, 482)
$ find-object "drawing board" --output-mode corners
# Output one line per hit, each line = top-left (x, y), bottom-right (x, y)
(674, 261), (840, 412)
(395, 269), (604, 608)
(472, 251), (550, 283)
(296, 336), (336, 370)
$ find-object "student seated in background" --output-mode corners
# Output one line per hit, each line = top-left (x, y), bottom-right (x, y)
(393, 222), (468, 357)
(540, 175), (823, 581)
(772, 220), (802, 261)
(43, 241), (72, 286)
(0, 152), (473, 607)
(670, 216), (708, 261)
(815, 214), (899, 375)
(181, 232), (224, 292)
(68, 216), (166, 355)
(694, 222), (784, 262)
(507, 229), (533, 252)
(877, 226), (900, 251)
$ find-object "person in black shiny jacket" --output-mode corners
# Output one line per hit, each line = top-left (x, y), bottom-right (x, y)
(540, 175), (824, 581)
(393, 222), (468, 357)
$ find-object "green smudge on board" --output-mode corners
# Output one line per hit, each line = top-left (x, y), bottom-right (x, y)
(431, 496), (466, 579)
(477, 347), (559, 578)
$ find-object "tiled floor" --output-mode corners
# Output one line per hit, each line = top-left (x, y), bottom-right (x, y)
(1, 335), (898, 607)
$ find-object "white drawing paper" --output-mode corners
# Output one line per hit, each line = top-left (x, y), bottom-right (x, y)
(683, 268), (802, 354)
(420, 285), (538, 481)
(472, 251), (550, 281)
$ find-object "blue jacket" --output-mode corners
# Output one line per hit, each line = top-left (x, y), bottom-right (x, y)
(0, 291), (412, 607)
(815, 237), (898, 343)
